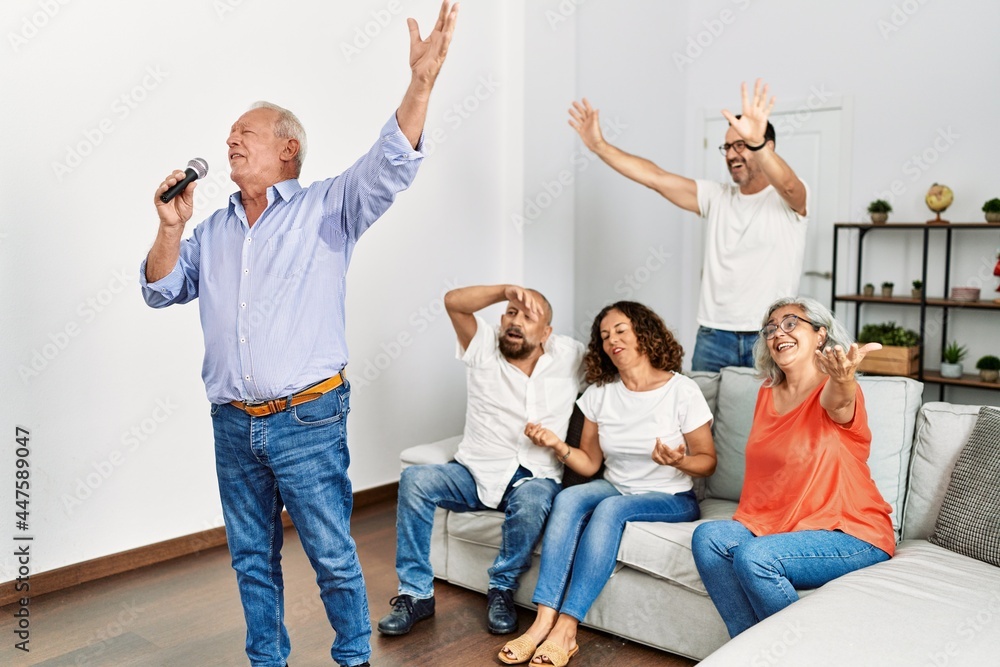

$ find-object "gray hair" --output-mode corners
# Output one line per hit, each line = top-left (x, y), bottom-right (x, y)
(249, 101), (307, 177)
(753, 296), (855, 387)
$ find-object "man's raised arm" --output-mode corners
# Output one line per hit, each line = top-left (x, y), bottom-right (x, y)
(722, 79), (807, 215)
(568, 98), (699, 214)
(444, 285), (542, 351)
(396, 1), (459, 148)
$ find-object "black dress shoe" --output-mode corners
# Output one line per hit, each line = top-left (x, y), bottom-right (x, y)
(376, 594), (435, 635)
(486, 588), (517, 634)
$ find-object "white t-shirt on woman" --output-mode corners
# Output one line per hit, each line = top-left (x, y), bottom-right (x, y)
(576, 373), (713, 496)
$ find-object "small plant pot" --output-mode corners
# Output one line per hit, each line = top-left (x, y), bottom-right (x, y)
(986, 212), (1000, 224)
(940, 362), (964, 379)
(881, 287), (893, 298)
(980, 369), (1000, 383)
(870, 212), (889, 224)
(911, 289), (923, 299)
(862, 285), (875, 297)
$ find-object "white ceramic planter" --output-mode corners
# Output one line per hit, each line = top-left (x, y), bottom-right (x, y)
(939, 362), (963, 379)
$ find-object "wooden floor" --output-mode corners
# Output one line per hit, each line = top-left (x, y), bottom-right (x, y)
(1, 500), (697, 666)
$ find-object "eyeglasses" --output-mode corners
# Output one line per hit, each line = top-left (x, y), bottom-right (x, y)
(718, 140), (748, 155)
(760, 314), (819, 340)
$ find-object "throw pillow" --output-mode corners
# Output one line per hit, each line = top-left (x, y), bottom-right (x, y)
(929, 406), (1000, 567)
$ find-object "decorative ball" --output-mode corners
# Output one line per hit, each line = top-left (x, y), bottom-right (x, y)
(925, 183), (954, 213)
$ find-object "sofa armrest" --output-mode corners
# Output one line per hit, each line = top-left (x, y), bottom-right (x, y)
(400, 435), (463, 469)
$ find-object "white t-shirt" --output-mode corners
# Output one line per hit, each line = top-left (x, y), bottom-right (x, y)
(696, 180), (810, 332)
(576, 373), (713, 496)
(454, 316), (586, 508)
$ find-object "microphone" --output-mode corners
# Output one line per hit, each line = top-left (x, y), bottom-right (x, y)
(160, 158), (209, 203)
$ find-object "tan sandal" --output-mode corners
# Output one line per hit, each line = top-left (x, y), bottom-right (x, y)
(530, 640), (579, 666)
(498, 632), (540, 664)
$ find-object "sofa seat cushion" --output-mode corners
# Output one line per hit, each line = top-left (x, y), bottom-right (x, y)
(699, 539), (1000, 666)
(617, 498), (737, 595)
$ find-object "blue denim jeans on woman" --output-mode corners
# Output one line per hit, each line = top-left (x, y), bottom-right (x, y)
(691, 520), (891, 637)
(212, 383), (370, 667)
(690, 326), (757, 372)
(532, 479), (699, 622)
(395, 462), (560, 599)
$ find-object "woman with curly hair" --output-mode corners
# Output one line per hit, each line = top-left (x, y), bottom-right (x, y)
(499, 301), (716, 666)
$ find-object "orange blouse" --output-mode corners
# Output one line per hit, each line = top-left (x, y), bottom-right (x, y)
(732, 379), (895, 556)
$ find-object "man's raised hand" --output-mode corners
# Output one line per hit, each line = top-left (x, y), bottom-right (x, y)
(408, 1), (459, 89)
(721, 79), (775, 147)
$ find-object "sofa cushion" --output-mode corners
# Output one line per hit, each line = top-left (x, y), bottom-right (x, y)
(687, 371), (720, 415)
(903, 402), (982, 540)
(617, 498), (737, 595)
(703, 367), (760, 501)
(929, 406), (1000, 566)
(853, 375), (923, 540)
(698, 539), (1000, 666)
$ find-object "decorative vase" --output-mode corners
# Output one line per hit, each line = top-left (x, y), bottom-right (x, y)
(881, 286), (893, 298)
(862, 285), (875, 297)
(940, 362), (963, 379)
(986, 212), (1000, 224)
(870, 212), (888, 224)
(980, 369), (1000, 383)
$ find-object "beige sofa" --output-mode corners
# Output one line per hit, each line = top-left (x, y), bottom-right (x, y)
(399, 367), (1000, 664)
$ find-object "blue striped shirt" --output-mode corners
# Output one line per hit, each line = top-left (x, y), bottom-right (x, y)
(140, 114), (424, 404)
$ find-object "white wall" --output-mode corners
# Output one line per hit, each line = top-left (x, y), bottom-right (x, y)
(0, 0), (526, 580)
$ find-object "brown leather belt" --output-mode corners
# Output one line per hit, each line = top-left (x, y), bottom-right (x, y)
(230, 372), (345, 418)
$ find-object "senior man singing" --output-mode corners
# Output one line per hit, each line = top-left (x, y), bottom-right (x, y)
(139, 4), (459, 666)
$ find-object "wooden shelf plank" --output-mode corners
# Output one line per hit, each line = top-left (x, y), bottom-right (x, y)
(920, 370), (1000, 390)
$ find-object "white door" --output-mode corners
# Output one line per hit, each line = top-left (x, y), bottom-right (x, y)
(701, 104), (851, 309)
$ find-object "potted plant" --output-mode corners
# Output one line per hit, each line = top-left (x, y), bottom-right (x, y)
(862, 283), (875, 297)
(975, 355), (1000, 382)
(983, 198), (1000, 224)
(911, 279), (923, 299)
(868, 199), (892, 224)
(940, 340), (967, 378)
(858, 322), (921, 376)
(881, 281), (894, 298)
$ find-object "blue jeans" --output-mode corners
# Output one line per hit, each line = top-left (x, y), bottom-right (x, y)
(691, 521), (891, 637)
(396, 462), (560, 598)
(212, 383), (370, 667)
(532, 480), (699, 622)
(690, 326), (757, 372)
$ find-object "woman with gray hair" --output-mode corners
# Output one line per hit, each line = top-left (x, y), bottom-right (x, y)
(691, 296), (894, 638)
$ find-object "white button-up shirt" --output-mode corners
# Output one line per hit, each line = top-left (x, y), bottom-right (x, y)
(454, 316), (586, 508)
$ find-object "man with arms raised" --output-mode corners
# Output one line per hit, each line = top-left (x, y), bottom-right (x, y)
(569, 79), (809, 372)
(140, 4), (458, 666)
(377, 285), (585, 637)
